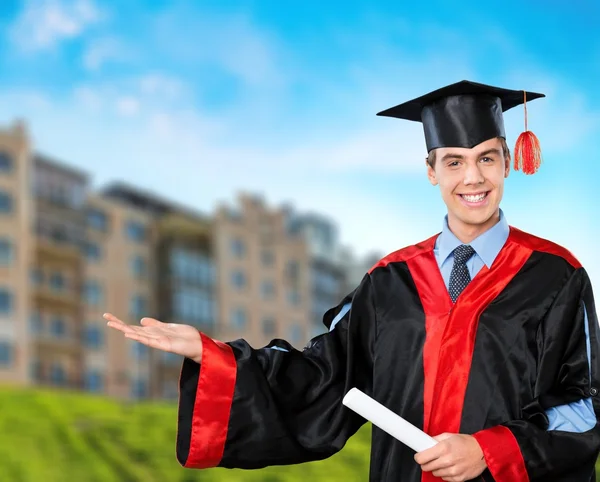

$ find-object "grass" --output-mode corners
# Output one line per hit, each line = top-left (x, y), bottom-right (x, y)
(0, 384), (371, 481)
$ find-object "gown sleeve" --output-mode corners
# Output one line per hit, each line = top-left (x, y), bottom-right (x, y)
(472, 267), (600, 481)
(175, 273), (377, 470)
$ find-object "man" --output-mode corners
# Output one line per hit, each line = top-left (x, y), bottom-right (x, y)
(105, 80), (600, 481)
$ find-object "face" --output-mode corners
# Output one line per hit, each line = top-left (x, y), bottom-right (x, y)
(426, 137), (510, 236)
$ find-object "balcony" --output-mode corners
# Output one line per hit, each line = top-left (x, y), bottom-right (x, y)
(157, 213), (212, 242)
(31, 333), (83, 356)
(33, 286), (82, 310)
(36, 237), (83, 264)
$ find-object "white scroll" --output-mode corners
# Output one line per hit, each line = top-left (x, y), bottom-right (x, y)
(342, 388), (438, 452)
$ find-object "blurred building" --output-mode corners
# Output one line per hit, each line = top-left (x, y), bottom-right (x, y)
(284, 210), (347, 339)
(338, 247), (384, 295)
(0, 120), (382, 401)
(99, 182), (217, 400)
(214, 193), (311, 348)
(0, 122), (34, 386)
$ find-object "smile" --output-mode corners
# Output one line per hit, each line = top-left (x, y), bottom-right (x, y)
(459, 192), (489, 203)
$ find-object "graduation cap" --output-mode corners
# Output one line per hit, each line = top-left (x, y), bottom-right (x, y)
(377, 80), (545, 174)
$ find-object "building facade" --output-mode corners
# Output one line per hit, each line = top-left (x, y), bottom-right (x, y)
(0, 121), (372, 401)
(0, 122), (34, 386)
(214, 193), (312, 349)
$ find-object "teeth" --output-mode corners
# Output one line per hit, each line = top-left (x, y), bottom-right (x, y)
(462, 193), (486, 202)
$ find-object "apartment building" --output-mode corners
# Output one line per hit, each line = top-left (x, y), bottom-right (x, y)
(82, 191), (157, 399)
(0, 119), (366, 401)
(214, 194), (313, 348)
(285, 211), (348, 339)
(0, 122), (34, 385)
(29, 153), (89, 390)
(100, 182), (216, 400)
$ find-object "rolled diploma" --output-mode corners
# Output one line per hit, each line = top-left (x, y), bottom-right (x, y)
(342, 388), (438, 452)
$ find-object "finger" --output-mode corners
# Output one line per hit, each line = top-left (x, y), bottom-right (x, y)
(433, 432), (454, 442)
(106, 318), (135, 334)
(414, 444), (445, 465)
(421, 457), (452, 473)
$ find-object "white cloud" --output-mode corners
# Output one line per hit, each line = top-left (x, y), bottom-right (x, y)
(115, 96), (140, 117)
(9, 0), (103, 51)
(82, 36), (126, 70)
(139, 74), (188, 101)
(151, 8), (284, 88)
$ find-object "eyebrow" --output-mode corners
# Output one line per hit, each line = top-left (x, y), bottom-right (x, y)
(440, 147), (503, 162)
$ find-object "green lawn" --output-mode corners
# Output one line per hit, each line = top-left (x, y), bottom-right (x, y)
(0, 385), (370, 482)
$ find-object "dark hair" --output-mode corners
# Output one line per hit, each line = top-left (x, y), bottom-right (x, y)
(426, 137), (511, 168)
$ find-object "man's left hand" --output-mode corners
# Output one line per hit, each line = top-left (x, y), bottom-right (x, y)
(414, 433), (487, 481)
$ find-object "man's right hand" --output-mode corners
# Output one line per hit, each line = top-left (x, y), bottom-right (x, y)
(104, 313), (203, 364)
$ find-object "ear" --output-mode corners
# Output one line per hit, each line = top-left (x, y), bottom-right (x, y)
(504, 156), (510, 178)
(426, 158), (438, 186)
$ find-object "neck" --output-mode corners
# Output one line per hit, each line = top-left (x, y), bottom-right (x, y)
(447, 210), (501, 244)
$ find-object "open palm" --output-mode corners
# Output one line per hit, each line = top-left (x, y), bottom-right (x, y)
(104, 313), (203, 363)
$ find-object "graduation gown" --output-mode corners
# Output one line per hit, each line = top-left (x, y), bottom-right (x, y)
(175, 226), (600, 481)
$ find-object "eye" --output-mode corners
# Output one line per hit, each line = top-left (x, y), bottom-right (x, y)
(447, 160), (460, 168)
(480, 157), (494, 163)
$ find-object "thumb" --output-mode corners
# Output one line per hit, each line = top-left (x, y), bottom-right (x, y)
(140, 317), (165, 327)
(433, 433), (454, 442)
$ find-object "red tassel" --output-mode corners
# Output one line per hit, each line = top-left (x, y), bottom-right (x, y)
(514, 130), (542, 174)
(513, 91), (542, 175)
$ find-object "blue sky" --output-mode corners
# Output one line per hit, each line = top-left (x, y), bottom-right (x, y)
(0, 0), (599, 285)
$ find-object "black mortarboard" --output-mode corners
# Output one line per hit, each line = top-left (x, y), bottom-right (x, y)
(377, 80), (546, 173)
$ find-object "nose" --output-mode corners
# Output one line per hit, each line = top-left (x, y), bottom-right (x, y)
(463, 162), (485, 185)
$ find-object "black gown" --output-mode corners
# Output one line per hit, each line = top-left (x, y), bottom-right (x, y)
(175, 226), (600, 481)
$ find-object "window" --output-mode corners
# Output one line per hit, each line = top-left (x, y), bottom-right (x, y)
(87, 208), (108, 231)
(230, 238), (246, 258)
(84, 370), (104, 393)
(30, 359), (42, 381)
(0, 190), (13, 213)
(0, 289), (13, 314)
(29, 311), (43, 334)
(262, 317), (276, 337)
(230, 308), (247, 330)
(83, 281), (102, 306)
(50, 363), (66, 386)
(0, 151), (13, 173)
(129, 295), (147, 318)
(131, 343), (149, 360)
(231, 270), (246, 290)
(84, 324), (103, 349)
(131, 378), (148, 398)
(0, 238), (13, 265)
(287, 290), (301, 306)
(30, 268), (43, 286)
(84, 242), (101, 261)
(287, 261), (300, 282)
(125, 220), (147, 242)
(50, 317), (67, 338)
(172, 288), (215, 326)
(289, 324), (304, 345)
(169, 248), (215, 286)
(261, 280), (275, 300)
(130, 255), (147, 278)
(0, 341), (13, 367)
(162, 351), (182, 365)
(49, 272), (66, 292)
(261, 250), (274, 266)
(162, 381), (178, 400)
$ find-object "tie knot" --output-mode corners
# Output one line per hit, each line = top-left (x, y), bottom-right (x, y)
(453, 244), (475, 264)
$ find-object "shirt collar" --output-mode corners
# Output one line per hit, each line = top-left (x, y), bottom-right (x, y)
(437, 209), (509, 268)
